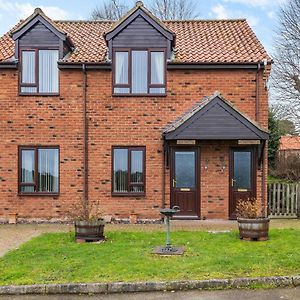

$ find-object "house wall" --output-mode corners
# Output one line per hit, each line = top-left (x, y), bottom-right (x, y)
(0, 67), (268, 221)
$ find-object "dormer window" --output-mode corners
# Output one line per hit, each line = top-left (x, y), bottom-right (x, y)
(113, 49), (166, 95)
(20, 49), (59, 95)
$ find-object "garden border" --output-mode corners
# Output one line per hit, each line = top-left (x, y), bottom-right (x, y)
(0, 276), (299, 295)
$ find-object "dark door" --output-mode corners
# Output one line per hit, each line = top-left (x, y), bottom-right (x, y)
(229, 148), (256, 219)
(171, 148), (199, 218)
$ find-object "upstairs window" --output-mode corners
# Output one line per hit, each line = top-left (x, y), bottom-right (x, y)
(113, 49), (165, 95)
(20, 49), (59, 95)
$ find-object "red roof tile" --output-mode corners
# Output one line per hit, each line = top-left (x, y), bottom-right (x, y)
(279, 136), (300, 151)
(0, 17), (271, 64)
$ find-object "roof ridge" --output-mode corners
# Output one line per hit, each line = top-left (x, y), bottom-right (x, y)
(54, 20), (114, 23)
(52, 18), (247, 24)
(164, 18), (246, 22)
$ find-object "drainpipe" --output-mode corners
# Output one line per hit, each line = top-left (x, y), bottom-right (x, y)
(255, 63), (261, 123)
(262, 146), (266, 217)
(256, 62), (267, 217)
(162, 140), (166, 209)
(82, 64), (88, 215)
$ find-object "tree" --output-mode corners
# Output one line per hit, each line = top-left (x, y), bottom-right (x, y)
(268, 111), (281, 167)
(278, 119), (296, 135)
(149, 0), (199, 20)
(91, 0), (199, 21)
(91, 0), (130, 20)
(272, 0), (300, 128)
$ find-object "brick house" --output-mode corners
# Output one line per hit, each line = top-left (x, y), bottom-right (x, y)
(279, 135), (300, 158)
(0, 2), (271, 222)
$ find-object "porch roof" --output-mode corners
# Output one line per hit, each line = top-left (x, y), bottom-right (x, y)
(163, 92), (269, 141)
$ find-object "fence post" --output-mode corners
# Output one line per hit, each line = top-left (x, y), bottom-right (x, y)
(297, 184), (300, 219)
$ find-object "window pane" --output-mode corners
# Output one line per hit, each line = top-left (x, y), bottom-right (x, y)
(114, 87), (130, 94)
(149, 88), (165, 94)
(21, 150), (35, 183)
(39, 50), (59, 93)
(38, 149), (59, 193)
(115, 52), (128, 84)
(113, 149), (128, 192)
(233, 151), (251, 190)
(132, 50), (147, 94)
(175, 151), (195, 188)
(21, 87), (37, 93)
(21, 186), (34, 193)
(131, 150), (143, 184)
(130, 186), (144, 193)
(151, 52), (164, 84)
(22, 51), (35, 84)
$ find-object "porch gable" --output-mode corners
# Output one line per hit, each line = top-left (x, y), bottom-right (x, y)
(164, 92), (269, 141)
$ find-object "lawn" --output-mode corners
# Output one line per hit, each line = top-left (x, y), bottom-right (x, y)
(0, 229), (299, 285)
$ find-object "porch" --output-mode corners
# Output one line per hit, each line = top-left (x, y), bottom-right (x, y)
(163, 92), (269, 220)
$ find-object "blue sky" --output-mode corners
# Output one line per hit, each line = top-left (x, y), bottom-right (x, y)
(0, 0), (286, 55)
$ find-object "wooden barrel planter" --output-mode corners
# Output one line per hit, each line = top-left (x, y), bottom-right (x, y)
(237, 218), (270, 241)
(75, 220), (105, 242)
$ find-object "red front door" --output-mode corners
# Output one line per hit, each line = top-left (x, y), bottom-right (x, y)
(229, 148), (256, 219)
(170, 148), (199, 218)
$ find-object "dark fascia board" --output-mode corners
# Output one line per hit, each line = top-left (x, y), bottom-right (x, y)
(167, 62), (263, 70)
(12, 15), (67, 41)
(0, 62), (17, 69)
(58, 61), (262, 70)
(58, 62), (111, 70)
(165, 96), (269, 140)
(105, 9), (174, 42)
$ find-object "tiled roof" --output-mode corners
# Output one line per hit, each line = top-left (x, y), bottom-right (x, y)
(0, 17), (271, 64)
(279, 135), (300, 151)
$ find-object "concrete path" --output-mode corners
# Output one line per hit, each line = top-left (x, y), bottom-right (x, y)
(0, 287), (299, 300)
(0, 219), (299, 257)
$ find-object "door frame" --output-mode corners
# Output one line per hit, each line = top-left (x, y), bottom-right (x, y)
(229, 147), (257, 219)
(170, 146), (201, 219)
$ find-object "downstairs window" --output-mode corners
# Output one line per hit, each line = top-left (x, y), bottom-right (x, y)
(19, 146), (59, 195)
(112, 146), (145, 195)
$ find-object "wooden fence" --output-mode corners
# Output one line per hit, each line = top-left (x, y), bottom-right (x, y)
(268, 183), (300, 218)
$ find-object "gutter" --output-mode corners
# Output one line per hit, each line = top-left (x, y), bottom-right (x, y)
(59, 62), (111, 70)
(58, 61), (271, 70)
(167, 62), (263, 70)
(0, 62), (17, 69)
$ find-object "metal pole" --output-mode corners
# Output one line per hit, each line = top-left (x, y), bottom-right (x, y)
(166, 216), (171, 248)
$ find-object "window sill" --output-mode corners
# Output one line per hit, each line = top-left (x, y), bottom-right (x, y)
(18, 193), (59, 197)
(19, 93), (60, 97)
(112, 192), (145, 197)
(112, 93), (166, 97)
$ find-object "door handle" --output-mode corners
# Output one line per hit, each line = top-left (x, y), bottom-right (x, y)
(231, 179), (236, 187)
(172, 179), (176, 187)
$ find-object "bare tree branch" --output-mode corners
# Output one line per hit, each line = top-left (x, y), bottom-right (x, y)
(149, 0), (199, 20)
(91, 0), (130, 20)
(91, 0), (200, 21)
(272, 0), (300, 129)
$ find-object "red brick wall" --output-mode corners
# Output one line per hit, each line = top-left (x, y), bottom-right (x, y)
(0, 67), (269, 221)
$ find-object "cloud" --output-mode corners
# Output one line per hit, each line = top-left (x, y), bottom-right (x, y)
(211, 4), (229, 19)
(211, 4), (259, 27)
(0, 0), (69, 20)
(223, 0), (287, 8)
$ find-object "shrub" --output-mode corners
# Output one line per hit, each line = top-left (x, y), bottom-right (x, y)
(270, 153), (300, 182)
(236, 198), (261, 219)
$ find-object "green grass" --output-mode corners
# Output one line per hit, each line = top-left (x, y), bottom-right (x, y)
(0, 230), (299, 285)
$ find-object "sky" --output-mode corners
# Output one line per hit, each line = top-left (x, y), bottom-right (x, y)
(0, 0), (287, 56)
